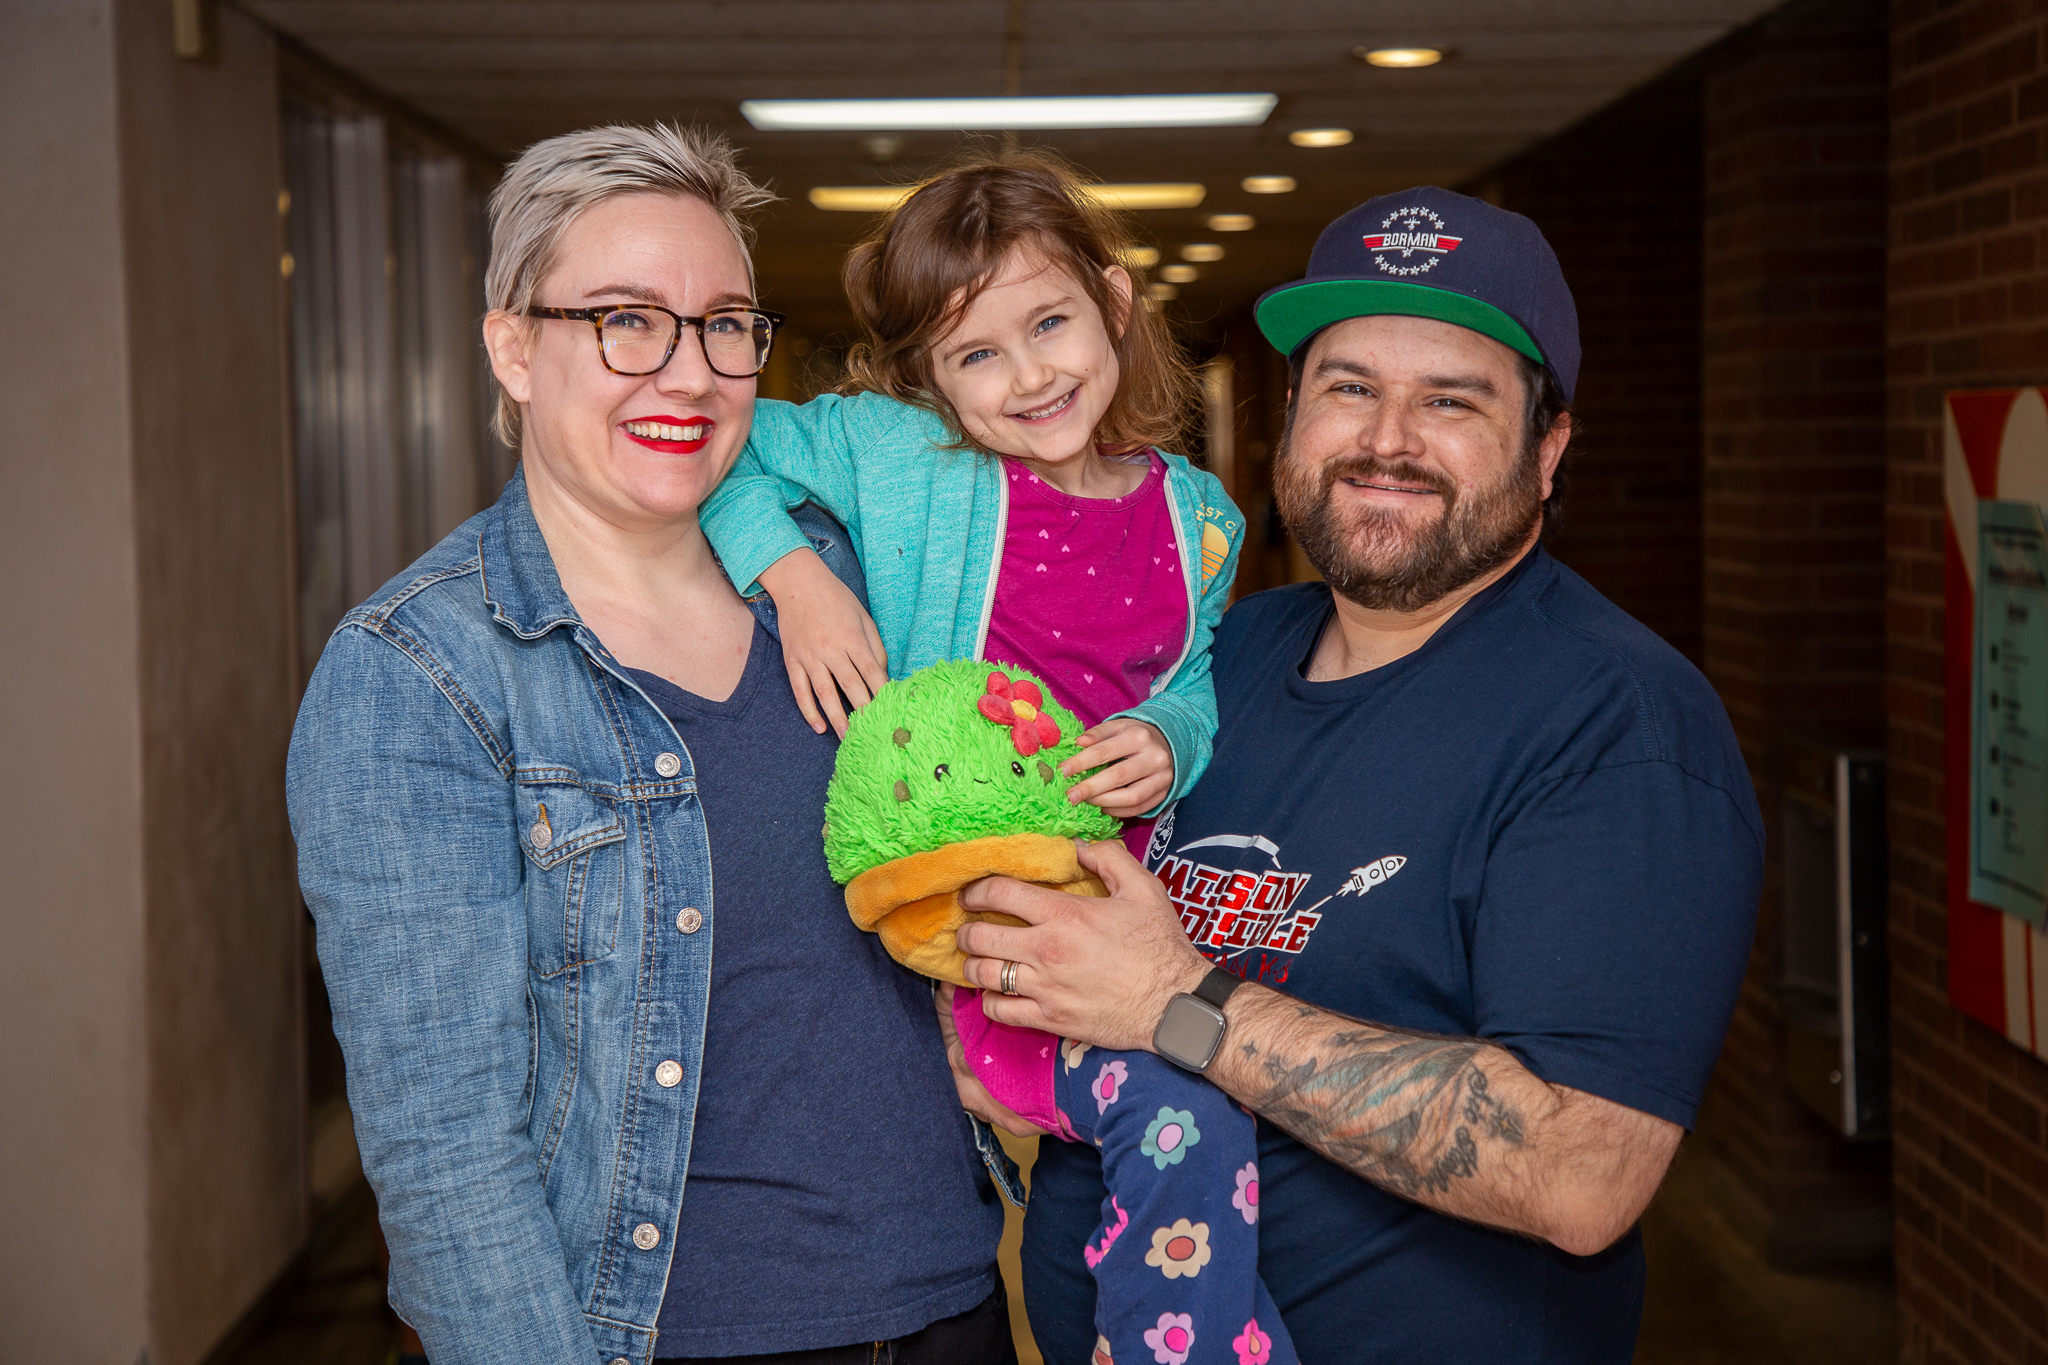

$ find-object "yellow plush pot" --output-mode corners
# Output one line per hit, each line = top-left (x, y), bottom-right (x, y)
(845, 831), (1108, 985)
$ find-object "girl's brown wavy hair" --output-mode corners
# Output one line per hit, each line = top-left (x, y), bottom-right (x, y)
(839, 149), (1197, 455)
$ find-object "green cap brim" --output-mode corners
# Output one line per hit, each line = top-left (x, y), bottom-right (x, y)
(1254, 279), (1543, 366)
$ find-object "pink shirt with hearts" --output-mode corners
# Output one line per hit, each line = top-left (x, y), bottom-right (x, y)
(983, 452), (1189, 745)
(961, 451), (1191, 1135)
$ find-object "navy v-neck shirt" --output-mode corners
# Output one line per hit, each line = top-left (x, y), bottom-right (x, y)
(626, 625), (1003, 1356)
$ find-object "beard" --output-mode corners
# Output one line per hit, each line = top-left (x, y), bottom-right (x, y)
(1274, 437), (1543, 614)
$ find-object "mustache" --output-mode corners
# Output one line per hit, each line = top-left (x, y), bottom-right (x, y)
(1313, 455), (1456, 501)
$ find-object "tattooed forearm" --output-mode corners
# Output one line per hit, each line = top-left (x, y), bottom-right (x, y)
(1247, 1027), (1527, 1199)
(1203, 983), (1684, 1253)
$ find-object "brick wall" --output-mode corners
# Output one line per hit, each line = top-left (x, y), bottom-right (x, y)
(1890, 0), (2048, 1358)
(1481, 61), (1709, 664)
(1694, 0), (1896, 1262)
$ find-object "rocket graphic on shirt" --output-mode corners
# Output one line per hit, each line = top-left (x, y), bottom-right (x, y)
(1147, 812), (1405, 959)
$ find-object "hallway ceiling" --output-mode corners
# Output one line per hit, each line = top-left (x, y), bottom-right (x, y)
(246, 0), (1777, 343)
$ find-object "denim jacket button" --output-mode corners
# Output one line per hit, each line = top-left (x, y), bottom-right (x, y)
(528, 819), (552, 850)
(654, 751), (683, 778)
(632, 1222), (661, 1250)
(655, 1059), (683, 1088)
(676, 907), (703, 934)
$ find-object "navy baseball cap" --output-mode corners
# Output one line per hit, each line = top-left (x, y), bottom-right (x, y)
(1255, 186), (1580, 401)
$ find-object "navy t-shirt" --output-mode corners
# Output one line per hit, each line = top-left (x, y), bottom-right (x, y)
(1025, 547), (1762, 1365)
(627, 624), (1004, 1356)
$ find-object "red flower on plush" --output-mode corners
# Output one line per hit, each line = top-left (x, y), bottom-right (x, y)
(977, 671), (1062, 756)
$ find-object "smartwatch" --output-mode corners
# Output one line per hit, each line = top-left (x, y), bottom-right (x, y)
(1153, 967), (1245, 1073)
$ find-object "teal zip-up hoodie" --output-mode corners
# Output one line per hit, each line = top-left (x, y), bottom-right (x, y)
(701, 392), (1245, 809)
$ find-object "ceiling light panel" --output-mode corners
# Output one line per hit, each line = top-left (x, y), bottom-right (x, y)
(1158, 264), (1199, 284)
(1089, 183), (1207, 210)
(808, 186), (914, 212)
(1206, 213), (1256, 232)
(811, 183), (1205, 212)
(1242, 176), (1297, 194)
(1180, 244), (1224, 263)
(1119, 245), (1161, 269)
(744, 94), (1277, 131)
(1289, 128), (1354, 148)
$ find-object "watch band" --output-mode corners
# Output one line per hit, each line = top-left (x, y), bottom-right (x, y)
(1192, 966), (1244, 1011)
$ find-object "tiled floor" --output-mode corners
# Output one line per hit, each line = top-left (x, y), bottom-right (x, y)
(210, 1145), (1896, 1365)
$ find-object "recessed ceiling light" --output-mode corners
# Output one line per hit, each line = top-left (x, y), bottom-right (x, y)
(1288, 128), (1354, 148)
(1181, 243), (1225, 263)
(1206, 213), (1256, 232)
(1119, 245), (1161, 269)
(860, 134), (905, 163)
(809, 183), (1205, 213)
(1358, 47), (1442, 68)
(1158, 264), (1199, 284)
(744, 94), (1277, 131)
(1147, 282), (1180, 301)
(1242, 175), (1297, 194)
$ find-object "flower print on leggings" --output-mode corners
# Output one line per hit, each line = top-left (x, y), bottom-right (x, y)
(1144, 1311), (1195, 1365)
(1085, 1196), (1130, 1269)
(1232, 1161), (1259, 1224)
(1094, 1058), (1129, 1113)
(1232, 1319), (1274, 1365)
(1142, 1107), (1200, 1169)
(1145, 1218), (1212, 1278)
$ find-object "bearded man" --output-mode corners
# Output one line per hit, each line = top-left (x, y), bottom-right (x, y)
(946, 188), (1765, 1364)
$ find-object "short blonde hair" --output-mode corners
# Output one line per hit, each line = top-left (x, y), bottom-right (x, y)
(485, 123), (775, 446)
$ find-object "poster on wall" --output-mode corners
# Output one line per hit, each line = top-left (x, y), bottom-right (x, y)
(1943, 388), (2048, 1061)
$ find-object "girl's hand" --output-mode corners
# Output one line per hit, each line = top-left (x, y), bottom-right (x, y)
(935, 983), (1050, 1138)
(1060, 717), (1173, 818)
(757, 548), (889, 736)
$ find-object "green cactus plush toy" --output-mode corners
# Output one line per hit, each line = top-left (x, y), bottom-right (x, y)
(825, 658), (1119, 984)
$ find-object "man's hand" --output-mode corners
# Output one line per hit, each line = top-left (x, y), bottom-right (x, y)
(956, 838), (1209, 1049)
(1061, 718), (1174, 817)
(756, 548), (888, 736)
(933, 983), (1049, 1139)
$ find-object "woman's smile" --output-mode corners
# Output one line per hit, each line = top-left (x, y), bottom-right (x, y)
(621, 414), (714, 453)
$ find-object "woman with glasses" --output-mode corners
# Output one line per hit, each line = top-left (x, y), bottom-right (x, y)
(287, 124), (1015, 1365)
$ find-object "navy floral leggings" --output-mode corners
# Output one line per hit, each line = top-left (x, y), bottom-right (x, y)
(1051, 1043), (1299, 1365)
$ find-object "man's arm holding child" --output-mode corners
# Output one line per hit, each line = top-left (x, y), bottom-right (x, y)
(956, 839), (1686, 1257)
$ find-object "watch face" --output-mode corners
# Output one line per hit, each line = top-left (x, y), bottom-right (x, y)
(1155, 995), (1227, 1072)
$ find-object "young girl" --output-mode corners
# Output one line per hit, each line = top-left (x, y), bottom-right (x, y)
(700, 153), (1293, 1365)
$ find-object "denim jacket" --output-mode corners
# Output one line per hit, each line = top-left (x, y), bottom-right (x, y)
(286, 473), (1020, 1365)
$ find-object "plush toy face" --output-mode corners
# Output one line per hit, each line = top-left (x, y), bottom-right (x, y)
(824, 658), (1120, 883)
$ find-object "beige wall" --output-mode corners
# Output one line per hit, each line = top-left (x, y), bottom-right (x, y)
(1, 3), (305, 1362)
(114, 2), (307, 1361)
(0, 2), (152, 1358)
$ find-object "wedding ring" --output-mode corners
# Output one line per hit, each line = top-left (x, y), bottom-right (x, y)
(1000, 960), (1021, 996)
